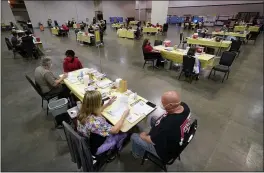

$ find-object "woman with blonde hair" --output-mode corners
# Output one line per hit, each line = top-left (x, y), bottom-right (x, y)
(77, 91), (129, 155)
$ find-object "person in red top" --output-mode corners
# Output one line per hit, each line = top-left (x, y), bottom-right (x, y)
(63, 50), (83, 72)
(62, 24), (69, 31)
(142, 39), (164, 67)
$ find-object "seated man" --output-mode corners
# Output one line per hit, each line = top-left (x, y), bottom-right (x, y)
(11, 32), (23, 52)
(35, 57), (70, 99)
(130, 91), (191, 162)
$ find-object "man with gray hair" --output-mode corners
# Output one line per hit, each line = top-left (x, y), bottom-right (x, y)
(35, 57), (69, 98)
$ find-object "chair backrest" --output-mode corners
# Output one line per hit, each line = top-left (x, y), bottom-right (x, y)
(25, 75), (44, 97)
(154, 40), (163, 46)
(167, 119), (198, 165)
(63, 121), (94, 172)
(219, 51), (236, 67)
(182, 55), (195, 74)
(163, 23), (168, 32)
(229, 39), (242, 52)
(180, 33), (183, 43)
(5, 37), (13, 50)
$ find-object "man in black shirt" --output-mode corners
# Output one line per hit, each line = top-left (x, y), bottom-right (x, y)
(131, 91), (191, 162)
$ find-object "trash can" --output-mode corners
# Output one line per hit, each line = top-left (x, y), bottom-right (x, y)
(48, 98), (68, 117)
(164, 60), (172, 70)
(48, 98), (70, 127)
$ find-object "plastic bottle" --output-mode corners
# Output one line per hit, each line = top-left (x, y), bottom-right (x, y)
(83, 75), (90, 86)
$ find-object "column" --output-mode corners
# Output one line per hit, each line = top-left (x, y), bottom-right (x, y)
(150, 1), (169, 24)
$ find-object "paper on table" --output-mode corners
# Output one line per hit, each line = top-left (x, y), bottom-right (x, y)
(96, 80), (112, 89)
(107, 95), (128, 120)
(132, 100), (153, 116)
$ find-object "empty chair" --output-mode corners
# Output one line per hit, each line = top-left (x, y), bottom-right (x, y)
(246, 32), (259, 44)
(162, 23), (168, 35)
(229, 39), (242, 57)
(25, 75), (60, 115)
(141, 119), (198, 172)
(154, 40), (163, 46)
(208, 51), (236, 83)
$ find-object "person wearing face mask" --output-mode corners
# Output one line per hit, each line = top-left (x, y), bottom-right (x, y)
(34, 57), (70, 99)
(130, 91), (191, 162)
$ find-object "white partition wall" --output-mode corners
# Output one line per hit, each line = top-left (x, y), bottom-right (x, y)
(1, 1), (16, 24)
(151, 1), (169, 24)
(24, 1), (94, 27)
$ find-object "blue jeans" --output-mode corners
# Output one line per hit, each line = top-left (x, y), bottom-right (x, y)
(130, 116), (160, 158)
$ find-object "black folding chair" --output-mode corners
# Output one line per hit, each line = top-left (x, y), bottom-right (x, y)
(246, 32), (259, 44)
(142, 50), (157, 70)
(25, 75), (60, 115)
(229, 39), (242, 58)
(154, 40), (163, 46)
(141, 119), (198, 172)
(208, 51), (236, 83)
(178, 55), (198, 83)
(5, 37), (17, 58)
(162, 23), (168, 35)
(63, 121), (119, 172)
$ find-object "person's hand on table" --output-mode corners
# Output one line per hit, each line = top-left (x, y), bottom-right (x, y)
(62, 73), (68, 79)
(106, 96), (117, 106)
(122, 109), (130, 119)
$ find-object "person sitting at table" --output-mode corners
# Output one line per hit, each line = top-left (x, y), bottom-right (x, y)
(21, 30), (37, 57)
(183, 47), (200, 79)
(130, 90), (191, 161)
(62, 24), (69, 32)
(63, 50), (83, 73)
(35, 57), (70, 99)
(142, 39), (164, 67)
(77, 91), (129, 156)
(88, 25), (95, 34)
(11, 32), (22, 51)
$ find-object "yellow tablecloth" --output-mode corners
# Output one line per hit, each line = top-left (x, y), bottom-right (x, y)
(117, 29), (135, 39)
(112, 23), (123, 28)
(51, 28), (59, 35)
(77, 32), (94, 43)
(234, 26), (260, 32)
(187, 37), (231, 48)
(61, 68), (155, 132)
(212, 31), (249, 38)
(154, 45), (215, 68)
(143, 27), (159, 33)
(129, 21), (139, 25)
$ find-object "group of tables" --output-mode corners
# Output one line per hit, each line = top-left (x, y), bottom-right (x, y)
(63, 68), (156, 132)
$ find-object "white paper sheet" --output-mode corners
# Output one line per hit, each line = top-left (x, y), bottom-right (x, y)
(96, 80), (112, 89)
(132, 100), (153, 116)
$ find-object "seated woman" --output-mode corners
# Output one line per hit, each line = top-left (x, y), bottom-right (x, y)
(142, 38), (164, 67)
(62, 24), (69, 32)
(183, 47), (200, 80)
(77, 91), (129, 155)
(63, 50), (83, 72)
